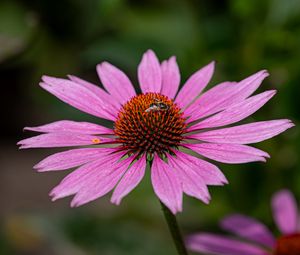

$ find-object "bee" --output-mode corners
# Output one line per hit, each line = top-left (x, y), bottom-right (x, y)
(145, 98), (169, 112)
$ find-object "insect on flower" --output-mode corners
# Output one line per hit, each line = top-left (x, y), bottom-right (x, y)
(145, 98), (170, 112)
(18, 49), (294, 214)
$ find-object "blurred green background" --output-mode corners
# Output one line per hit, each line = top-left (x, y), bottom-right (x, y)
(1, 0), (299, 254)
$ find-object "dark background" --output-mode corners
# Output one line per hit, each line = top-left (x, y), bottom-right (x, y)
(0, 0), (299, 254)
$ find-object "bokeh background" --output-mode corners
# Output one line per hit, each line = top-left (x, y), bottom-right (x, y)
(1, 0), (299, 254)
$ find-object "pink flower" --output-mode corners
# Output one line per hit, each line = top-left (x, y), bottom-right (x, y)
(18, 50), (294, 214)
(187, 189), (300, 255)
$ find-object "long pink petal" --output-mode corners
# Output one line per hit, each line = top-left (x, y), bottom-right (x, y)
(151, 154), (182, 214)
(184, 81), (237, 119)
(40, 76), (117, 120)
(174, 151), (228, 186)
(189, 119), (294, 144)
(97, 62), (136, 104)
(185, 143), (270, 164)
(50, 152), (123, 201)
(18, 133), (113, 149)
(187, 233), (268, 255)
(220, 214), (276, 248)
(160, 56), (180, 99)
(70, 156), (134, 207)
(272, 189), (299, 234)
(50, 162), (100, 200)
(34, 148), (117, 172)
(111, 155), (146, 205)
(67, 75), (121, 110)
(24, 120), (113, 135)
(138, 49), (162, 93)
(185, 70), (269, 120)
(175, 61), (214, 109)
(190, 90), (276, 130)
(168, 155), (210, 204)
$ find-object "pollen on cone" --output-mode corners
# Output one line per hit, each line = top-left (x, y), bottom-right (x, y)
(92, 138), (101, 144)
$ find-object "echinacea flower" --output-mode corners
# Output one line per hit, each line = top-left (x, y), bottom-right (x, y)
(187, 189), (300, 255)
(18, 49), (293, 214)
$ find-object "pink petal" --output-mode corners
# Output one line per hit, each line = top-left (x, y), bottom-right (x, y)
(24, 120), (113, 135)
(175, 61), (214, 109)
(151, 154), (182, 214)
(190, 90), (276, 130)
(68, 75), (121, 110)
(235, 70), (269, 96)
(70, 156), (134, 207)
(189, 119), (294, 144)
(160, 56), (180, 99)
(220, 214), (276, 248)
(50, 152), (123, 201)
(111, 155), (146, 205)
(40, 76), (117, 120)
(272, 189), (299, 234)
(96, 62), (136, 104)
(138, 49), (162, 93)
(50, 162), (98, 200)
(185, 70), (269, 120)
(17, 133), (113, 149)
(187, 233), (268, 255)
(34, 148), (117, 172)
(184, 81), (237, 122)
(185, 143), (270, 164)
(168, 155), (210, 204)
(174, 151), (228, 186)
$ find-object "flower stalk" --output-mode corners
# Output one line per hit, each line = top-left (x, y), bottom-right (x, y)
(160, 201), (189, 255)
(147, 159), (188, 255)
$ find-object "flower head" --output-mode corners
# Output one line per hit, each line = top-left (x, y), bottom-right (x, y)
(18, 50), (294, 214)
(187, 189), (300, 255)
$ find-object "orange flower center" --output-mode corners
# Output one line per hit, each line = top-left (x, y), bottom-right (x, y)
(274, 233), (300, 255)
(114, 93), (187, 157)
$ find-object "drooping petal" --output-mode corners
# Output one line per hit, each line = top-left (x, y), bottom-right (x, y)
(96, 62), (136, 104)
(220, 214), (276, 248)
(17, 133), (112, 149)
(71, 156), (134, 207)
(174, 151), (228, 186)
(168, 155), (211, 204)
(272, 189), (299, 234)
(189, 120), (294, 144)
(185, 143), (270, 164)
(175, 61), (214, 109)
(190, 90), (276, 130)
(50, 162), (99, 201)
(67, 75), (121, 110)
(50, 153), (122, 201)
(138, 50), (162, 93)
(24, 120), (113, 135)
(151, 154), (182, 214)
(111, 155), (146, 205)
(34, 148), (117, 172)
(185, 70), (269, 120)
(187, 233), (268, 255)
(40, 76), (117, 120)
(160, 56), (180, 99)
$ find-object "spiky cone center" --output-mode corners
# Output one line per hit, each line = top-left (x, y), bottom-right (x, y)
(114, 93), (187, 157)
(274, 233), (300, 255)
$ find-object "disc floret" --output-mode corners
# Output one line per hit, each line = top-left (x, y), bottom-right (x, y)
(275, 233), (300, 255)
(114, 93), (187, 157)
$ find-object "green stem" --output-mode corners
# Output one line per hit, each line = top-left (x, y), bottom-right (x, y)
(160, 201), (189, 255)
